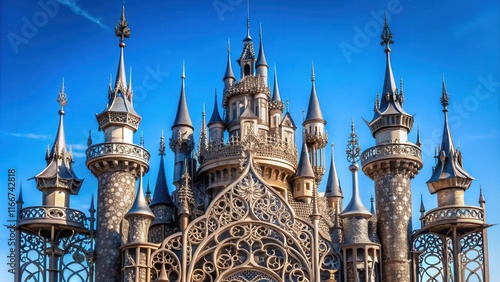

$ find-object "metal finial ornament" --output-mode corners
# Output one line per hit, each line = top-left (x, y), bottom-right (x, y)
(57, 78), (68, 110)
(346, 119), (361, 163)
(87, 130), (92, 147)
(440, 75), (450, 110)
(380, 11), (394, 49)
(181, 60), (186, 79)
(115, 0), (130, 46)
(159, 131), (166, 156)
(311, 62), (316, 81)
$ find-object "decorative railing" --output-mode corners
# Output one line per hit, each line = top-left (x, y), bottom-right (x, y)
(19, 206), (88, 228)
(86, 142), (150, 164)
(361, 143), (421, 165)
(199, 135), (298, 167)
(223, 76), (270, 106)
(422, 205), (484, 228)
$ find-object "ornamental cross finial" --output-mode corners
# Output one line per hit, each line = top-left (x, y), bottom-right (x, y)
(380, 11), (394, 49)
(115, 0), (130, 44)
(57, 78), (68, 109)
(346, 119), (361, 163)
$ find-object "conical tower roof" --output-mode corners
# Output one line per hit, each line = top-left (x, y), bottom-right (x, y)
(271, 66), (282, 103)
(224, 39), (235, 80)
(208, 92), (224, 126)
(296, 143), (315, 178)
(304, 63), (325, 124)
(325, 144), (342, 198)
(126, 173), (155, 219)
(150, 134), (175, 207)
(255, 25), (268, 67)
(172, 63), (194, 130)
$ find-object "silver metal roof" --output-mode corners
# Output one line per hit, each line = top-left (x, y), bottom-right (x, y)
(296, 143), (315, 178)
(172, 65), (194, 130)
(325, 145), (342, 198)
(304, 63), (325, 123)
(208, 93), (224, 126)
(126, 174), (155, 219)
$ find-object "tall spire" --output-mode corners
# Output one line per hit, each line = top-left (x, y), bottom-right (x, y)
(114, 0), (130, 93)
(380, 12), (396, 100)
(150, 133), (175, 207)
(199, 102), (208, 151)
(244, 0), (252, 41)
(271, 66), (282, 102)
(255, 24), (268, 67)
(427, 78), (474, 193)
(341, 120), (371, 218)
(224, 39), (235, 80)
(325, 143), (342, 198)
(304, 62), (325, 122)
(172, 63), (193, 130)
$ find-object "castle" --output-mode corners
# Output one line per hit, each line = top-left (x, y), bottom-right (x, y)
(14, 4), (490, 282)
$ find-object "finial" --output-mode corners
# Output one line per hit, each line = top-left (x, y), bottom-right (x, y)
(140, 130), (144, 147)
(311, 61), (316, 82)
(87, 130), (92, 147)
(370, 195), (376, 215)
(227, 38), (231, 53)
(380, 11), (394, 51)
(419, 194), (425, 213)
(479, 185), (486, 204)
(57, 78), (68, 111)
(399, 77), (405, 104)
(145, 178), (152, 204)
(89, 194), (96, 214)
(440, 75), (450, 110)
(286, 99), (290, 112)
(245, 0), (251, 40)
(346, 119), (361, 164)
(17, 183), (24, 205)
(109, 74), (113, 87)
(159, 130), (165, 156)
(45, 144), (50, 163)
(115, 0), (130, 46)
(181, 60), (186, 79)
(416, 127), (421, 147)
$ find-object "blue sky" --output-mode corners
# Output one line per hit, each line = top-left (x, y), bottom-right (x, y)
(1, 0), (499, 278)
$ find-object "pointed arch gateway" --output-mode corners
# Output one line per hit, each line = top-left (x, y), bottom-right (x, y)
(151, 152), (341, 281)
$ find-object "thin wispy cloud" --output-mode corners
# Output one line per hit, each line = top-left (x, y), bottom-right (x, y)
(68, 143), (87, 158)
(5, 133), (50, 139)
(57, 0), (109, 30)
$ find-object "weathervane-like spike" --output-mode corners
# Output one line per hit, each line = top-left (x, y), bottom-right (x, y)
(440, 74), (450, 110)
(346, 119), (361, 164)
(115, 0), (130, 45)
(159, 130), (166, 156)
(87, 130), (92, 147)
(57, 78), (68, 110)
(380, 11), (394, 50)
(181, 60), (186, 79)
(311, 61), (316, 81)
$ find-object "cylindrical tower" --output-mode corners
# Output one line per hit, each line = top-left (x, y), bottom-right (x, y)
(361, 16), (422, 282)
(86, 5), (149, 281)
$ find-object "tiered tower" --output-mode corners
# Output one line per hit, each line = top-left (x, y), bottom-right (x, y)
(411, 80), (490, 281)
(360, 16), (422, 281)
(340, 121), (381, 282)
(85, 5), (149, 281)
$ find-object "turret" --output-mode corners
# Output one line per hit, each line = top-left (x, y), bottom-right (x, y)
(207, 91), (225, 143)
(360, 14), (422, 282)
(125, 173), (155, 243)
(85, 4), (150, 280)
(426, 78), (474, 206)
(303, 63), (328, 182)
(340, 121), (381, 282)
(294, 143), (315, 203)
(170, 64), (195, 189)
(35, 80), (83, 208)
(255, 25), (268, 83)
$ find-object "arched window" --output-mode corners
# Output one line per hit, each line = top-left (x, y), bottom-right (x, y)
(232, 102), (237, 120)
(244, 64), (251, 76)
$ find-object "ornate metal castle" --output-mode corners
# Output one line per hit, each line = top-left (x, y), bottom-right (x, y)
(14, 4), (491, 282)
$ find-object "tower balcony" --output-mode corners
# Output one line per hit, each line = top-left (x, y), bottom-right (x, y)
(18, 206), (89, 237)
(198, 134), (298, 192)
(361, 143), (422, 179)
(420, 205), (485, 234)
(86, 142), (150, 176)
